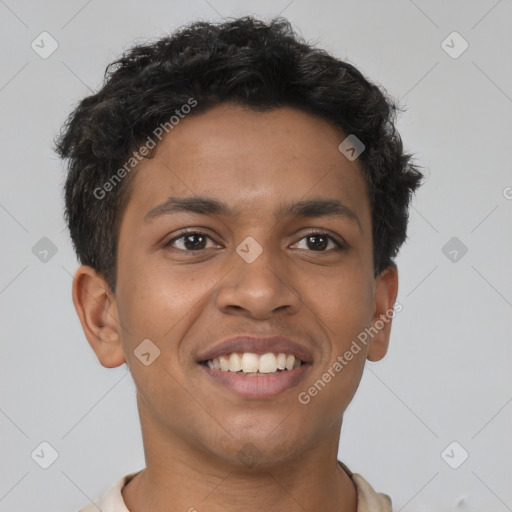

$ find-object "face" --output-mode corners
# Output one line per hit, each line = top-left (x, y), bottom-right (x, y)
(77, 102), (398, 469)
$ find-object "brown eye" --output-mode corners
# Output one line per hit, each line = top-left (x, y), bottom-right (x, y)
(295, 232), (342, 252)
(166, 232), (216, 252)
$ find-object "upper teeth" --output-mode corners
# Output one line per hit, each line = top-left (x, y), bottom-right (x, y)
(206, 352), (303, 373)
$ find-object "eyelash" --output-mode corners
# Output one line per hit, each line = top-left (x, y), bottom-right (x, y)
(163, 229), (345, 253)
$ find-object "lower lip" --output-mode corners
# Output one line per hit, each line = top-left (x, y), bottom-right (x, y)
(198, 364), (311, 399)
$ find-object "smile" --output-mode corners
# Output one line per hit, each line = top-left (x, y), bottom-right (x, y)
(199, 353), (311, 399)
(203, 352), (305, 375)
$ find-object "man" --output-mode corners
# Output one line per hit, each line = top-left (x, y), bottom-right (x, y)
(56, 15), (422, 512)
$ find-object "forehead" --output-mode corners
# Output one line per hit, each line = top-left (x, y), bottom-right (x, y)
(123, 103), (370, 226)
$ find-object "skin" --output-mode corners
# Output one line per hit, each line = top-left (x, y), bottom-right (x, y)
(72, 103), (398, 512)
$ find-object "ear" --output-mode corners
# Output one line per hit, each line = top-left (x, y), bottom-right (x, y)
(367, 265), (399, 362)
(72, 265), (126, 368)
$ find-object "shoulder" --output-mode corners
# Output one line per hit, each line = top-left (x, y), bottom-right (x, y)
(78, 504), (101, 512)
(351, 473), (392, 512)
(77, 470), (142, 512)
(338, 461), (392, 512)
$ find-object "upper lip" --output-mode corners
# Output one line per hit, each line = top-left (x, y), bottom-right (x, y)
(197, 335), (313, 364)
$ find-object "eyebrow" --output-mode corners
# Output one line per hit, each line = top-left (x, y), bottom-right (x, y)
(143, 196), (361, 230)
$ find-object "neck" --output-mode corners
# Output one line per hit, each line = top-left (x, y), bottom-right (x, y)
(122, 398), (357, 512)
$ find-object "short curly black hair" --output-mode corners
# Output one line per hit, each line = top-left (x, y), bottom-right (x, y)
(56, 15), (423, 292)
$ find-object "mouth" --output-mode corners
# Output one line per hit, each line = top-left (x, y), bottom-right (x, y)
(198, 358), (311, 399)
(196, 335), (313, 399)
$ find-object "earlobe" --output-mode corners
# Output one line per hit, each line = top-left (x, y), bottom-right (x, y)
(72, 266), (126, 368)
(366, 265), (399, 362)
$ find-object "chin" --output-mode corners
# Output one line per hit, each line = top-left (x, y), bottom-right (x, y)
(204, 429), (307, 471)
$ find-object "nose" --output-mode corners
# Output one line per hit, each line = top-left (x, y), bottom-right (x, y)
(215, 240), (301, 320)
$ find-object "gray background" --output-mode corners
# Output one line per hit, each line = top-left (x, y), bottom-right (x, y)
(0, 0), (511, 510)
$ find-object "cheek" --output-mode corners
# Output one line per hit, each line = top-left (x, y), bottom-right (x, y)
(117, 256), (187, 330)
(307, 265), (374, 351)
(309, 269), (373, 413)
(114, 260), (202, 404)
(115, 255), (220, 365)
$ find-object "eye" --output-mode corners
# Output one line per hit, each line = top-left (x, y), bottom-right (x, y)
(164, 231), (219, 252)
(294, 232), (343, 252)
(163, 230), (344, 254)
